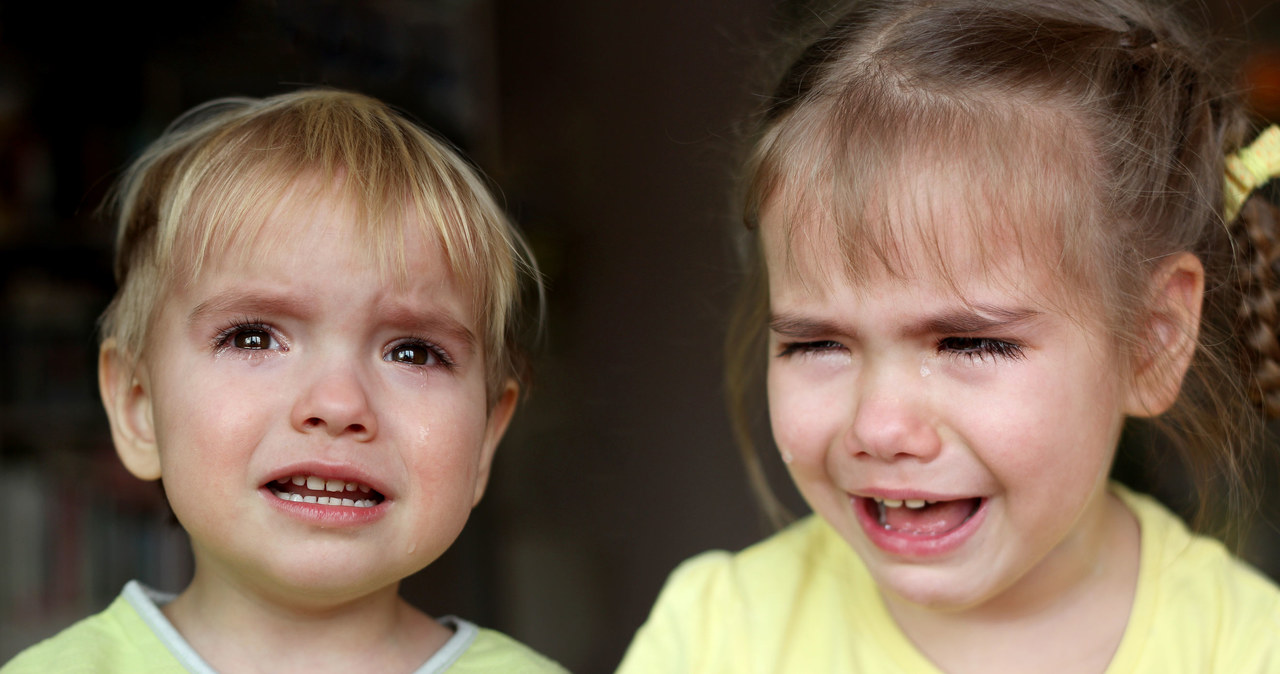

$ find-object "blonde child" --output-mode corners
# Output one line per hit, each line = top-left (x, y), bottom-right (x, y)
(3, 90), (565, 673)
(620, 0), (1280, 671)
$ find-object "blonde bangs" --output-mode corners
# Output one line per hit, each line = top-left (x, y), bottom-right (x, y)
(751, 88), (1111, 321)
(104, 90), (533, 397)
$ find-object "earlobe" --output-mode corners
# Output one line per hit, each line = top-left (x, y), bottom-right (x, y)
(1125, 253), (1205, 417)
(471, 380), (519, 506)
(99, 338), (162, 481)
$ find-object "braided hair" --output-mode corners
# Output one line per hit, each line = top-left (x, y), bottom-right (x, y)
(1235, 195), (1280, 418)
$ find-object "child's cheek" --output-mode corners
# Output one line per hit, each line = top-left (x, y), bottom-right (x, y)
(769, 376), (842, 466)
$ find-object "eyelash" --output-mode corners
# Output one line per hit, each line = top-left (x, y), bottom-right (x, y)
(937, 337), (1025, 362)
(776, 340), (844, 358)
(776, 337), (1025, 363)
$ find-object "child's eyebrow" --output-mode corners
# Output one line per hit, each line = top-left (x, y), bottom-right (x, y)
(188, 291), (309, 325)
(913, 306), (1042, 335)
(768, 314), (849, 339)
(378, 303), (478, 348)
(768, 306), (1042, 339)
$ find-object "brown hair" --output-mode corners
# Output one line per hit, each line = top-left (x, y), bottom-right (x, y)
(727, 0), (1276, 540)
(100, 89), (541, 402)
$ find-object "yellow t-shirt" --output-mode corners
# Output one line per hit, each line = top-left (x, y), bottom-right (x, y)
(2, 581), (566, 674)
(618, 486), (1280, 673)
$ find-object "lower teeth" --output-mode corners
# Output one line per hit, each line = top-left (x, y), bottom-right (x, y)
(272, 489), (376, 508)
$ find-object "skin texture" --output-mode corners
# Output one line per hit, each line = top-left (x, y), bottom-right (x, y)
(760, 167), (1202, 672)
(99, 190), (518, 672)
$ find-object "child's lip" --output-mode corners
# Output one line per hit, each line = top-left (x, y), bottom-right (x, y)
(853, 488), (975, 502)
(850, 492), (988, 557)
(261, 484), (390, 526)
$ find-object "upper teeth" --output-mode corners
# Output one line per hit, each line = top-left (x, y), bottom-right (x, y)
(278, 475), (373, 493)
(875, 498), (933, 509)
(271, 474), (377, 507)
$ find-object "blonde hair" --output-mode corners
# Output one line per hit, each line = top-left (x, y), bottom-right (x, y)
(729, 0), (1272, 540)
(100, 89), (541, 401)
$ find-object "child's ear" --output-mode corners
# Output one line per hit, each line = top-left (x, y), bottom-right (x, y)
(472, 380), (519, 506)
(99, 338), (162, 481)
(1125, 252), (1204, 417)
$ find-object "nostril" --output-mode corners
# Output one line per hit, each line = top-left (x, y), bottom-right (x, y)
(295, 407), (375, 437)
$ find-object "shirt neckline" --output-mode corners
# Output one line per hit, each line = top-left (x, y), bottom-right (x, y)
(121, 580), (477, 674)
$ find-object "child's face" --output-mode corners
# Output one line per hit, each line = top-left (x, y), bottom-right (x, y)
(762, 178), (1142, 613)
(109, 191), (516, 605)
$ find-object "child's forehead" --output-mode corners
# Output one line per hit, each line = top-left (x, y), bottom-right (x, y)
(158, 186), (482, 349)
(178, 174), (449, 290)
(768, 157), (1059, 257)
(760, 154), (1096, 312)
(758, 89), (1100, 275)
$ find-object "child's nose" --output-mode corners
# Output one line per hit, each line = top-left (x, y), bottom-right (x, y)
(846, 364), (941, 462)
(291, 364), (378, 440)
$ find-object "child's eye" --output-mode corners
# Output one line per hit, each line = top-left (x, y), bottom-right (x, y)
(385, 340), (453, 368)
(213, 322), (282, 353)
(938, 336), (1024, 362)
(777, 340), (846, 358)
(233, 329), (271, 350)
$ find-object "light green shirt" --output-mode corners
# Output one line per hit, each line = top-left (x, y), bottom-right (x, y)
(618, 485), (1280, 673)
(3, 582), (565, 674)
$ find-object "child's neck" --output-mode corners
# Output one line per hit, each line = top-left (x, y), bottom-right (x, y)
(884, 490), (1140, 674)
(161, 571), (453, 673)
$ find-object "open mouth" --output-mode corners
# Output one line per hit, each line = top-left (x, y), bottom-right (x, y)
(267, 475), (386, 508)
(864, 496), (983, 536)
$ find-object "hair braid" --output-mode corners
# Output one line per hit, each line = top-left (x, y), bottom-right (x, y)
(1234, 195), (1280, 418)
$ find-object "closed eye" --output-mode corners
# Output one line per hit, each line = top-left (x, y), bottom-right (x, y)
(776, 340), (846, 358)
(938, 336), (1024, 363)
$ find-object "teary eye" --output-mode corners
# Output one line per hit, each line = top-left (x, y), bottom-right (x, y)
(937, 336), (1025, 362)
(234, 329), (271, 350)
(776, 340), (846, 358)
(389, 344), (434, 365)
(213, 322), (282, 353)
(385, 340), (453, 368)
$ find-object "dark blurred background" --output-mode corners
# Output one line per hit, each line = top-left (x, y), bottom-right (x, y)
(2, 2), (1280, 672)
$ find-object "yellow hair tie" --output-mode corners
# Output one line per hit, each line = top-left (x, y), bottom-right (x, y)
(1225, 125), (1280, 222)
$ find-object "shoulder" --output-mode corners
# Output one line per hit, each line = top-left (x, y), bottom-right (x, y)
(1115, 487), (1280, 670)
(644, 515), (837, 615)
(617, 515), (868, 673)
(444, 623), (567, 674)
(2, 589), (182, 674)
(1121, 486), (1280, 604)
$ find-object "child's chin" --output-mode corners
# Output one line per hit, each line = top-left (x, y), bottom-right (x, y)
(239, 556), (425, 605)
(872, 564), (1010, 613)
